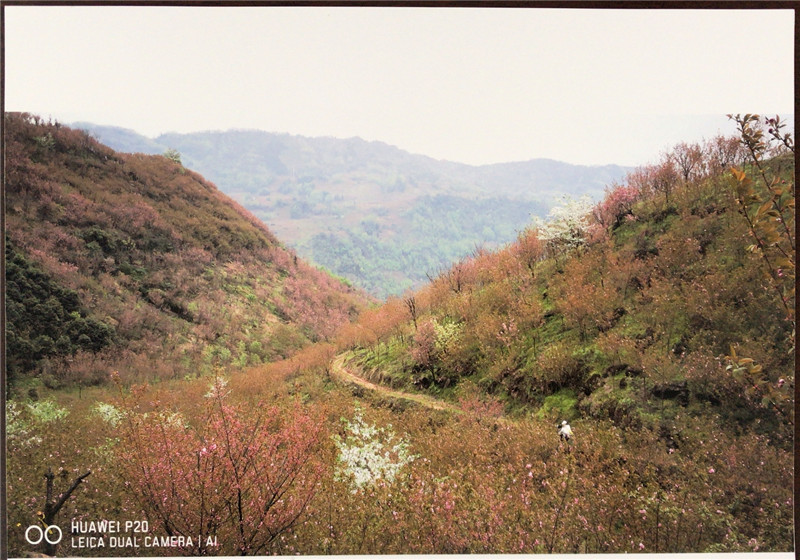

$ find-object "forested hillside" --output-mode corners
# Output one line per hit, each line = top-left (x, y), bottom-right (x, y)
(76, 123), (627, 297)
(4, 113), (367, 395)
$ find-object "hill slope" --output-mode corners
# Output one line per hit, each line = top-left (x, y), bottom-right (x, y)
(76, 123), (628, 297)
(4, 113), (368, 393)
(339, 122), (794, 444)
(320, 122), (794, 551)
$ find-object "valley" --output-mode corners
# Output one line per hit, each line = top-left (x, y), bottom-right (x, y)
(76, 123), (628, 297)
(3, 113), (794, 556)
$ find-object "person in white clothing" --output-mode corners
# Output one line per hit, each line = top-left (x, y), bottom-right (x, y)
(558, 420), (573, 442)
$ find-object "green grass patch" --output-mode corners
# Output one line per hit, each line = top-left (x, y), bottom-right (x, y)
(535, 388), (578, 422)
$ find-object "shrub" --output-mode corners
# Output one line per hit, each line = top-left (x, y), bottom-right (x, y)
(116, 386), (324, 555)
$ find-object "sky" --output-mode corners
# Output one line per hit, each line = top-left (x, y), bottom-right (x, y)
(3, 6), (795, 167)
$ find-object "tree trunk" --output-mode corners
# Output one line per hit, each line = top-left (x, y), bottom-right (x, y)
(41, 468), (91, 556)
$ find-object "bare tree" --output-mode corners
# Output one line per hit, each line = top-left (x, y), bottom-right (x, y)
(404, 295), (418, 331)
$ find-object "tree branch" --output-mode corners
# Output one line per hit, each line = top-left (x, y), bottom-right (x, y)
(49, 469), (92, 519)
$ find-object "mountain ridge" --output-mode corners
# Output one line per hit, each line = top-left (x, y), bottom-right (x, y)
(76, 122), (629, 297)
(75, 121), (627, 170)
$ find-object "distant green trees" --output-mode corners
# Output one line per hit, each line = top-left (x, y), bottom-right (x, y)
(305, 195), (544, 298)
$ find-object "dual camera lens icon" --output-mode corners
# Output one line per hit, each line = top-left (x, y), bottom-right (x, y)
(25, 524), (63, 545)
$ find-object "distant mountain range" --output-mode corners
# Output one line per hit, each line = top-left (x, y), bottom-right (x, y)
(75, 122), (630, 297)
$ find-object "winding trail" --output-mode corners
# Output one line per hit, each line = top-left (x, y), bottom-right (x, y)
(330, 353), (461, 413)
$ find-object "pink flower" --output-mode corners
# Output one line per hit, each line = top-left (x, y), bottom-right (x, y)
(639, 542), (645, 550)
(708, 467), (715, 474)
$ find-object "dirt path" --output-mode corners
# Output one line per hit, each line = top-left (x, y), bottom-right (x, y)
(330, 353), (461, 413)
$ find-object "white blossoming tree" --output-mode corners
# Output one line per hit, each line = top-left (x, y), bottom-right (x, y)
(533, 195), (594, 262)
(92, 402), (125, 427)
(333, 406), (417, 491)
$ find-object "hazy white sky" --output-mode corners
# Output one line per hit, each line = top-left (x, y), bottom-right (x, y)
(3, 6), (794, 166)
